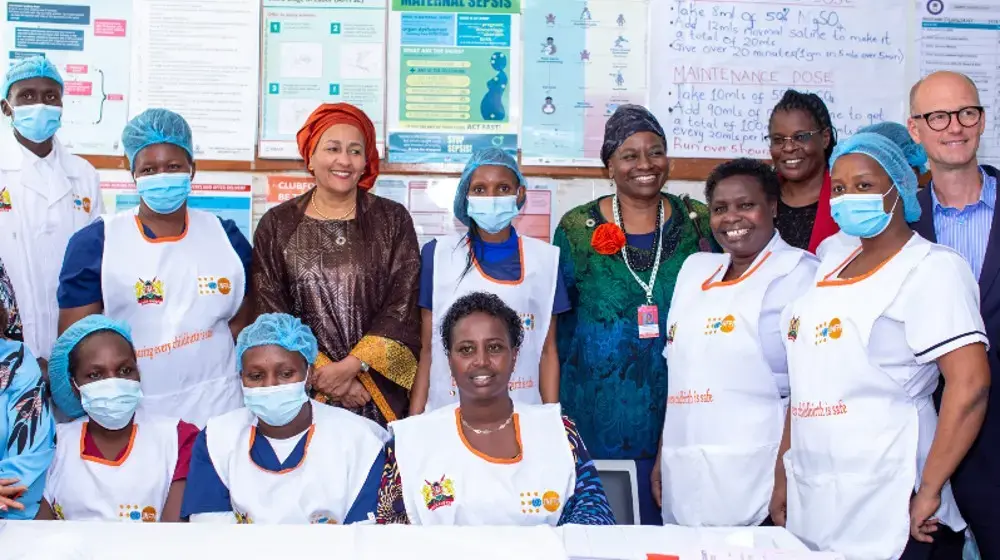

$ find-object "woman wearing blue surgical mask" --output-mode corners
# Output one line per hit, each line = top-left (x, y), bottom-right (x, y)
(56, 109), (253, 427)
(37, 315), (199, 522)
(409, 148), (570, 414)
(0, 56), (103, 373)
(181, 313), (388, 524)
(772, 132), (990, 559)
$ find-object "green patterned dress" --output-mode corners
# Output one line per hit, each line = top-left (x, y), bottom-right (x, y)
(554, 193), (714, 462)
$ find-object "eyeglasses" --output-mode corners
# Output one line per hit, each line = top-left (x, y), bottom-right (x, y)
(911, 106), (984, 131)
(765, 129), (825, 148)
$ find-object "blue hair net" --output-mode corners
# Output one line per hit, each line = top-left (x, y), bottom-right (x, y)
(830, 132), (921, 223)
(453, 148), (526, 227)
(235, 313), (319, 372)
(2, 56), (63, 99)
(49, 315), (133, 419)
(122, 108), (194, 168)
(857, 122), (929, 174)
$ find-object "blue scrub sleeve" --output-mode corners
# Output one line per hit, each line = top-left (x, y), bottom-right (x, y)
(418, 239), (437, 310)
(180, 430), (232, 519)
(58, 217), (253, 310)
(344, 447), (386, 524)
(0, 343), (55, 520)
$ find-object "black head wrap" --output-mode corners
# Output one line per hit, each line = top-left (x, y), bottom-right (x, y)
(600, 104), (666, 166)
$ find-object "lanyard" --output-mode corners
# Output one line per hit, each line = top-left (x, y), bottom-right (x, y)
(613, 194), (664, 305)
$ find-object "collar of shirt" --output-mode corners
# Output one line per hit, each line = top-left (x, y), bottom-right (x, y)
(931, 167), (997, 213)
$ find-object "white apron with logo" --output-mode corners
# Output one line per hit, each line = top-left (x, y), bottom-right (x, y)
(205, 401), (387, 524)
(661, 236), (805, 526)
(783, 243), (930, 560)
(391, 402), (575, 526)
(427, 234), (559, 410)
(102, 208), (244, 427)
(43, 415), (178, 521)
(0, 135), (102, 359)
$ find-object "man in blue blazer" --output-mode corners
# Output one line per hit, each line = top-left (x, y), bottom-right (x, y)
(910, 71), (999, 558)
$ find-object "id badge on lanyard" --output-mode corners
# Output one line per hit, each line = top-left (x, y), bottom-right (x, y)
(638, 305), (659, 339)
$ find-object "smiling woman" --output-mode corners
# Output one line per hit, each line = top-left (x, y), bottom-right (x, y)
(552, 104), (716, 525)
(253, 103), (421, 427)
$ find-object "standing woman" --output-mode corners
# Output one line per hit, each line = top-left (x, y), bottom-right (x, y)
(253, 103), (421, 426)
(767, 90), (840, 253)
(773, 133), (990, 559)
(410, 148), (568, 414)
(57, 109), (254, 427)
(0, 258), (54, 519)
(655, 159), (818, 527)
(554, 104), (714, 525)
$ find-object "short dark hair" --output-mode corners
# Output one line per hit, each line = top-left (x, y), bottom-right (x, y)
(705, 158), (781, 202)
(440, 292), (524, 352)
(769, 89), (838, 161)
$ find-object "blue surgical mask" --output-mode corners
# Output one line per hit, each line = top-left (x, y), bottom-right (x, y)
(77, 378), (143, 430)
(830, 190), (900, 239)
(243, 381), (308, 427)
(11, 103), (62, 143)
(136, 173), (192, 214)
(467, 195), (520, 234)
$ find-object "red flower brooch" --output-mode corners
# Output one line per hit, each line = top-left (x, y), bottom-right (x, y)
(591, 223), (626, 255)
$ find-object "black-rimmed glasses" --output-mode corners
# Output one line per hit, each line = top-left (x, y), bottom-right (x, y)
(911, 106), (984, 131)
(764, 129), (825, 148)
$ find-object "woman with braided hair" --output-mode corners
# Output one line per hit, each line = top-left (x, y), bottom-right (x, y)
(767, 90), (841, 253)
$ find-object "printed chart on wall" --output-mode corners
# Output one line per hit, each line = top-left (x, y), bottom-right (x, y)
(521, 0), (649, 166)
(649, 0), (909, 159)
(129, 0), (260, 161)
(99, 170), (253, 240)
(386, 0), (521, 164)
(1, 0), (131, 155)
(259, 0), (387, 159)
(916, 0), (1000, 166)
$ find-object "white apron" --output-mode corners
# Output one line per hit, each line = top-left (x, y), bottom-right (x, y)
(661, 236), (804, 526)
(390, 402), (575, 526)
(205, 401), (387, 524)
(0, 134), (101, 359)
(783, 243), (929, 560)
(427, 234), (559, 411)
(43, 415), (178, 521)
(102, 208), (244, 427)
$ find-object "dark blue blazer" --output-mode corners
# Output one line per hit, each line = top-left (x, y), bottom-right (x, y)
(913, 165), (1000, 485)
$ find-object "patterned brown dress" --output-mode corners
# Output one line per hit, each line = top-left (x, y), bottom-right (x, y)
(252, 188), (421, 426)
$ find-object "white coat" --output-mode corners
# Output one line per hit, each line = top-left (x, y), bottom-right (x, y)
(0, 132), (102, 359)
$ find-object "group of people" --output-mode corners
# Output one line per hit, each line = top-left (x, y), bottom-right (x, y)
(0, 54), (995, 560)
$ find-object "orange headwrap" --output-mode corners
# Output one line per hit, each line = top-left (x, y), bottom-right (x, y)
(296, 103), (379, 190)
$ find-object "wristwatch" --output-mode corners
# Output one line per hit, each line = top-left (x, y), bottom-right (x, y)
(359, 360), (371, 373)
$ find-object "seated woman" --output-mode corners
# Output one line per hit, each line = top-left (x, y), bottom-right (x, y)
(38, 315), (199, 522)
(411, 148), (569, 413)
(773, 132), (990, 559)
(181, 313), (388, 524)
(654, 159), (818, 527)
(378, 291), (614, 526)
(0, 257), (55, 519)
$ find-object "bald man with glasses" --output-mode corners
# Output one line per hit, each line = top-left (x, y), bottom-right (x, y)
(909, 70), (999, 559)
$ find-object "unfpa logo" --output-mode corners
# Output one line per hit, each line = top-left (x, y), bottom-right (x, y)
(704, 314), (735, 335)
(814, 318), (843, 345)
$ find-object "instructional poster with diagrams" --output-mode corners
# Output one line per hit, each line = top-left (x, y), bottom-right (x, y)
(99, 170), (254, 240)
(259, 0), (387, 159)
(1, 1), (131, 155)
(648, 0), (909, 159)
(386, 0), (521, 164)
(129, 0), (260, 161)
(916, 0), (1000, 166)
(521, 0), (649, 166)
